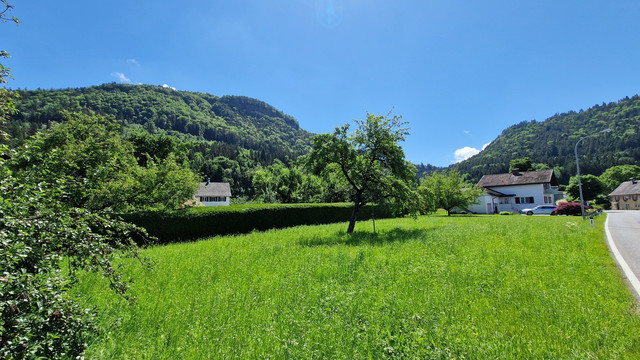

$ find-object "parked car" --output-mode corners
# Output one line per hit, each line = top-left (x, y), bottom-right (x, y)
(522, 205), (557, 215)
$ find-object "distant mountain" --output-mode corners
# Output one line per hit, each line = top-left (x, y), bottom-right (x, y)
(8, 83), (312, 162)
(453, 95), (640, 184)
(10, 84), (640, 188)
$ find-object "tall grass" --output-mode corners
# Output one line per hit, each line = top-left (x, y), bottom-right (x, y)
(74, 215), (640, 359)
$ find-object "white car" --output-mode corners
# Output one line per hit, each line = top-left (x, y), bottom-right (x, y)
(522, 205), (557, 215)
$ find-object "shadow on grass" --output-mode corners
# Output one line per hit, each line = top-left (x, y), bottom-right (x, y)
(430, 214), (478, 218)
(298, 227), (430, 247)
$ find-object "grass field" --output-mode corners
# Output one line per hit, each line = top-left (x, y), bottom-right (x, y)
(74, 214), (640, 359)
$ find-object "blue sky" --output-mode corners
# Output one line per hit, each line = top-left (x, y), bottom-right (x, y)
(3, 0), (640, 166)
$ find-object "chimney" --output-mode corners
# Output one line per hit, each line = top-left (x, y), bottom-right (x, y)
(631, 177), (637, 185)
(512, 168), (520, 176)
(206, 177), (210, 186)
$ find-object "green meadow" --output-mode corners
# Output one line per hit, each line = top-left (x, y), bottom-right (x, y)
(75, 214), (640, 359)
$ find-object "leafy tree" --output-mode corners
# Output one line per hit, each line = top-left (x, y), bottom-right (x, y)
(565, 174), (604, 203)
(454, 97), (640, 185)
(252, 160), (333, 203)
(0, 0), (19, 24)
(533, 163), (550, 171)
(97, 153), (200, 211)
(315, 163), (352, 203)
(509, 157), (533, 172)
(126, 131), (189, 166)
(306, 112), (417, 233)
(0, 168), (151, 358)
(1, 119), (155, 357)
(0, 0), (19, 143)
(10, 111), (199, 212)
(418, 170), (484, 216)
(0, 6), (158, 357)
(599, 165), (640, 194)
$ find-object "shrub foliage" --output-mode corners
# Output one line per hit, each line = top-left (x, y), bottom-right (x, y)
(124, 204), (394, 244)
(554, 202), (592, 216)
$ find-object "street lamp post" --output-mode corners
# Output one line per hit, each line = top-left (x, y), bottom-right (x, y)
(574, 128), (611, 220)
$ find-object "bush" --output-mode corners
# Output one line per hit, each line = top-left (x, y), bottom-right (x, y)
(554, 202), (592, 216)
(500, 211), (512, 215)
(123, 203), (394, 244)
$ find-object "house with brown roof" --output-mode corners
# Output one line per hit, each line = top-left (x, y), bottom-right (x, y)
(195, 179), (232, 206)
(609, 178), (640, 210)
(467, 169), (564, 214)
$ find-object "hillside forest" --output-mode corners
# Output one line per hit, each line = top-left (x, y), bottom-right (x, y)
(454, 96), (640, 184)
(6, 84), (640, 200)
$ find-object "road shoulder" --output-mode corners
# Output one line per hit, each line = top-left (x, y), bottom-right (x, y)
(604, 213), (640, 301)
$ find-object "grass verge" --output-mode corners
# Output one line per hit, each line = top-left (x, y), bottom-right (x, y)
(74, 214), (640, 359)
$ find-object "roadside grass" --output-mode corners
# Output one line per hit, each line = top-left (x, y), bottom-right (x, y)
(74, 214), (640, 359)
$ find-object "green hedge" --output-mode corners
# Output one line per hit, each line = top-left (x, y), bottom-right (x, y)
(122, 203), (393, 244)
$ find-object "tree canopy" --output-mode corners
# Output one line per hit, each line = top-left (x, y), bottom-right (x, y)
(509, 157), (533, 172)
(418, 170), (484, 216)
(306, 112), (416, 233)
(599, 164), (640, 194)
(565, 174), (604, 203)
(1, 112), (198, 358)
(454, 96), (640, 184)
(10, 112), (199, 212)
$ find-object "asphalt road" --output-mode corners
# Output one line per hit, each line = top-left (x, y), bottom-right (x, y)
(605, 210), (640, 297)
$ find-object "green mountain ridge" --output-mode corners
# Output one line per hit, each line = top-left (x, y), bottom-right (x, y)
(453, 95), (640, 184)
(9, 83), (312, 161)
(8, 84), (640, 188)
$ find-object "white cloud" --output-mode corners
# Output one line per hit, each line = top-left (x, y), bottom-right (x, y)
(111, 72), (131, 83)
(454, 146), (481, 163)
(126, 58), (140, 66)
(162, 84), (177, 91)
(453, 142), (492, 163)
(464, 130), (471, 135)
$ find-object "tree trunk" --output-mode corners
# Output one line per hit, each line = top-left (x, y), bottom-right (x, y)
(347, 193), (363, 234)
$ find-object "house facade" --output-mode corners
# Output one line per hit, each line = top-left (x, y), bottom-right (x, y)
(468, 169), (564, 214)
(609, 178), (640, 210)
(196, 180), (232, 206)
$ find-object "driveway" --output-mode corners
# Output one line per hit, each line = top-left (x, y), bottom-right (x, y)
(605, 210), (640, 298)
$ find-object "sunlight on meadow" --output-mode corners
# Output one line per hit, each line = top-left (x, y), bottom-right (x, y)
(76, 215), (640, 359)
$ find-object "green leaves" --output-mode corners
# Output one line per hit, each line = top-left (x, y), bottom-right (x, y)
(0, 111), (202, 358)
(0, 174), (149, 358)
(418, 170), (483, 216)
(10, 112), (200, 212)
(306, 112), (417, 233)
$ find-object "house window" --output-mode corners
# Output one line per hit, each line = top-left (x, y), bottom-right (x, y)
(633, 195), (638, 201)
(499, 198), (511, 204)
(200, 196), (227, 202)
(543, 183), (550, 190)
(544, 195), (553, 204)
(515, 197), (534, 204)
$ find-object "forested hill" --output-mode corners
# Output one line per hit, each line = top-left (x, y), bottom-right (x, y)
(454, 95), (640, 184)
(9, 83), (312, 161)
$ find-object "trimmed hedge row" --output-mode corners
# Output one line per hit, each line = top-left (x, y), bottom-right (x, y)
(122, 203), (394, 244)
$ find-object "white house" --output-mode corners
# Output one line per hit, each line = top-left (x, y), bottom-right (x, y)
(195, 180), (232, 206)
(467, 169), (564, 214)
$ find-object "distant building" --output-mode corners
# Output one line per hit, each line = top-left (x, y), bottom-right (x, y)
(196, 180), (232, 206)
(468, 169), (564, 214)
(609, 178), (640, 210)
